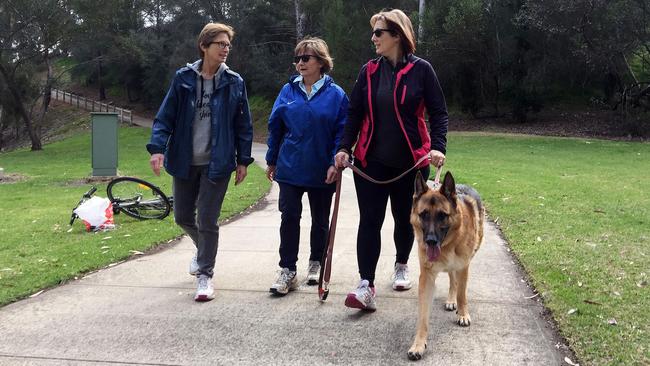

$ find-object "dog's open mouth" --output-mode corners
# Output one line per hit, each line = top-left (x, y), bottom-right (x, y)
(426, 244), (441, 261)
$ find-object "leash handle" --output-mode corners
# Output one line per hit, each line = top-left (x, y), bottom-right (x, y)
(318, 169), (342, 301)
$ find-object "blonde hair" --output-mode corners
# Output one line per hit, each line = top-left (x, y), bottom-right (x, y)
(295, 37), (334, 74)
(370, 9), (416, 55)
(197, 23), (235, 58)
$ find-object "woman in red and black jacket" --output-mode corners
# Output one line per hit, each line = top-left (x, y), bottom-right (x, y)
(335, 8), (448, 311)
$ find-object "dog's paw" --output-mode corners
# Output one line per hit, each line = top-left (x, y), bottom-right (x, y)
(407, 343), (426, 361)
(444, 302), (457, 311)
(457, 314), (471, 326)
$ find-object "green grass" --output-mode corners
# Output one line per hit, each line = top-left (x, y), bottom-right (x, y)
(445, 132), (649, 366)
(0, 126), (270, 306)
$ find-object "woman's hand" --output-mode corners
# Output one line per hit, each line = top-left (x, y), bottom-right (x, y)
(149, 153), (164, 176)
(325, 165), (339, 184)
(429, 150), (446, 168)
(235, 164), (247, 185)
(265, 165), (276, 181)
(334, 151), (349, 169)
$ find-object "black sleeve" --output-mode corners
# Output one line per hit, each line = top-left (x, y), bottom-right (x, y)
(423, 63), (448, 154)
(338, 65), (367, 153)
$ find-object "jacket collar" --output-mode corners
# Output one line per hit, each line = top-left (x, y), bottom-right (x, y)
(178, 60), (235, 89)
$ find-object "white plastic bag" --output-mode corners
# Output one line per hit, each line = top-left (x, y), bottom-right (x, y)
(73, 196), (115, 232)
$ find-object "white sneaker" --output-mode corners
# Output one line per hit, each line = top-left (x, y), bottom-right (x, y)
(392, 263), (412, 291)
(189, 255), (199, 276)
(269, 268), (297, 296)
(344, 279), (376, 311)
(306, 260), (320, 285)
(194, 274), (214, 302)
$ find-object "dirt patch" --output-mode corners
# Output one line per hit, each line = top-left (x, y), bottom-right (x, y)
(0, 173), (29, 184)
(450, 105), (649, 141)
(65, 176), (119, 187)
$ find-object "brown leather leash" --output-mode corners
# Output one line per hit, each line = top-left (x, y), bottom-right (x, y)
(318, 156), (442, 301)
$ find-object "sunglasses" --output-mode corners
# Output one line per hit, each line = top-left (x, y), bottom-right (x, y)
(293, 54), (319, 63)
(372, 28), (395, 38)
(210, 41), (233, 50)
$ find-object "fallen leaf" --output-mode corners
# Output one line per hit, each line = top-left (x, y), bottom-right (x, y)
(524, 293), (539, 299)
(567, 308), (577, 315)
(29, 290), (44, 298)
(101, 250), (109, 254)
(66, 228), (73, 233)
(129, 250), (144, 255)
(564, 356), (579, 365)
(637, 280), (647, 288)
(613, 291), (621, 297)
(100, 246), (110, 250)
(123, 234), (131, 237)
(577, 282), (583, 287)
(607, 318), (618, 325)
(102, 236), (112, 240)
(537, 236), (542, 242)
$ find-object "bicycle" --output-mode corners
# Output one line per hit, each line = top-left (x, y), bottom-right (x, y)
(70, 177), (173, 226)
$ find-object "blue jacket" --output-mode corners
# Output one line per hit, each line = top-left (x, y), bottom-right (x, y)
(266, 75), (348, 188)
(147, 60), (254, 180)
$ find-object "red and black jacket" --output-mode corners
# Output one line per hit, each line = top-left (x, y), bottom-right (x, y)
(338, 54), (448, 168)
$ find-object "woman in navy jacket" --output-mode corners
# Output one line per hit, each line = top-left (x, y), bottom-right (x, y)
(335, 9), (448, 311)
(147, 23), (253, 302)
(266, 37), (348, 296)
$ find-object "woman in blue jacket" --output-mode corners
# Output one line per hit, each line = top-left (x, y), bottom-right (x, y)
(266, 37), (348, 296)
(147, 23), (254, 302)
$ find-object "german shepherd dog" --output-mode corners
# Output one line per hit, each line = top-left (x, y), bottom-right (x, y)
(407, 171), (485, 361)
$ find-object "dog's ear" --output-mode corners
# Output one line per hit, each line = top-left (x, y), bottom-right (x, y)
(441, 171), (457, 203)
(414, 171), (428, 197)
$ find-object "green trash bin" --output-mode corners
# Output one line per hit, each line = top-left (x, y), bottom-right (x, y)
(91, 112), (118, 176)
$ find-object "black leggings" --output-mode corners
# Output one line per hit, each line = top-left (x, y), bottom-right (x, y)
(353, 160), (430, 287)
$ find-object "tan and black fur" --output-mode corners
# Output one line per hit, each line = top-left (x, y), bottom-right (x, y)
(407, 171), (485, 361)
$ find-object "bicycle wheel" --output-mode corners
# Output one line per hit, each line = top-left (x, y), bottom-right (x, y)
(106, 177), (171, 220)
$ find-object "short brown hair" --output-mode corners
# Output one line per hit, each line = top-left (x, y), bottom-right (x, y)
(370, 9), (416, 55)
(197, 23), (235, 58)
(295, 37), (334, 74)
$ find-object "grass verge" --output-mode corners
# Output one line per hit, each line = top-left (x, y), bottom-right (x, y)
(0, 126), (270, 306)
(446, 132), (649, 366)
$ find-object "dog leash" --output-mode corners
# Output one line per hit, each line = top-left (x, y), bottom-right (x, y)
(344, 154), (442, 186)
(318, 169), (342, 301)
(318, 156), (442, 301)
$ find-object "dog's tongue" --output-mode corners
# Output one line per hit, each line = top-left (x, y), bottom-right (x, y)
(427, 245), (441, 262)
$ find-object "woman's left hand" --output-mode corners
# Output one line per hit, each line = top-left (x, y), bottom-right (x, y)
(429, 150), (446, 167)
(325, 165), (339, 184)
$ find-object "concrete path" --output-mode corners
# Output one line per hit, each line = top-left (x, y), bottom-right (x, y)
(0, 143), (567, 365)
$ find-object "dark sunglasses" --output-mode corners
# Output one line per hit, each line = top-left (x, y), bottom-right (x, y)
(293, 54), (319, 63)
(372, 28), (395, 38)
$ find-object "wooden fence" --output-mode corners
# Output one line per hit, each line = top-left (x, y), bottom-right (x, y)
(51, 88), (133, 124)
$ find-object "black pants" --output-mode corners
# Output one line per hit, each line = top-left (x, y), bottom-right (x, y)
(278, 182), (335, 271)
(353, 160), (430, 287)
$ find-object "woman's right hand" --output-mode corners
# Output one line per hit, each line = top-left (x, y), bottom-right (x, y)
(150, 153), (164, 176)
(266, 165), (276, 181)
(334, 151), (349, 169)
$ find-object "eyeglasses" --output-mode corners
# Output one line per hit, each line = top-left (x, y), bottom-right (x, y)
(293, 54), (319, 63)
(372, 28), (395, 38)
(210, 41), (233, 50)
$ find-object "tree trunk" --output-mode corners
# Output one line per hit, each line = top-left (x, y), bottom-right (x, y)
(98, 56), (106, 100)
(418, 0), (426, 43)
(0, 62), (42, 150)
(294, 0), (306, 41)
(37, 51), (53, 131)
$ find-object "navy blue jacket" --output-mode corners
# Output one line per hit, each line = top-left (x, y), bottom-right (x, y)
(266, 75), (348, 187)
(147, 61), (254, 180)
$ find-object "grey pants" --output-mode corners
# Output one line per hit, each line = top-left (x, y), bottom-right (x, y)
(173, 165), (230, 278)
